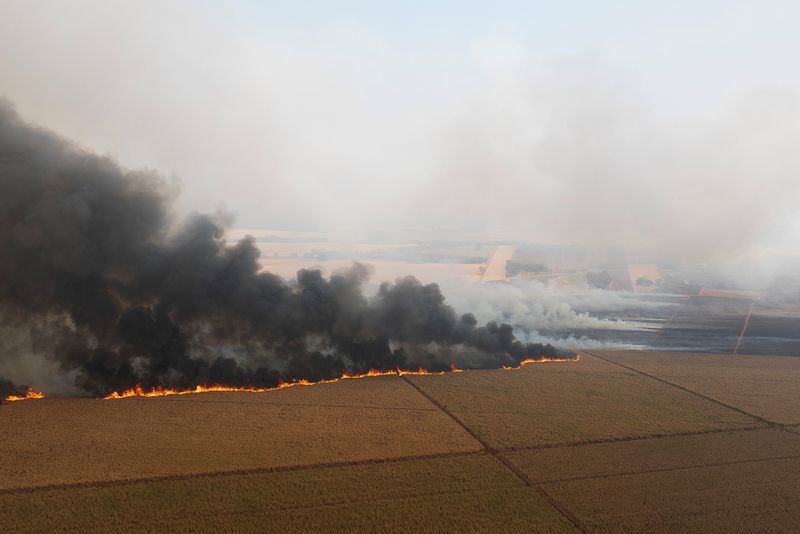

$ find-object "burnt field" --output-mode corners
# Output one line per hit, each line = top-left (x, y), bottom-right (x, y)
(3, 350), (800, 532)
(553, 293), (800, 358)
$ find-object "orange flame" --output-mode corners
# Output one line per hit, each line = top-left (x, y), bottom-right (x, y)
(502, 354), (581, 370)
(104, 355), (579, 400)
(4, 388), (46, 402)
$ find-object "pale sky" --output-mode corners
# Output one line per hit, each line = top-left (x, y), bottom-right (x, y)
(1, 1), (799, 266)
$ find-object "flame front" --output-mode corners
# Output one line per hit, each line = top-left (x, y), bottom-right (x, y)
(4, 388), (46, 402)
(502, 354), (581, 370)
(104, 355), (579, 400)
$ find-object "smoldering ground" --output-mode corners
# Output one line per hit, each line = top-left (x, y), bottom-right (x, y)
(0, 101), (569, 397)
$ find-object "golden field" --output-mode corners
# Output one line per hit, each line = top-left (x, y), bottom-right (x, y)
(0, 376), (480, 490)
(405, 354), (756, 449)
(541, 455), (800, 532)
(506, 428), (800, 531)
(597, 350), (800, 425)
(0, 455), (576, 533)
(3, 350), (800, 532)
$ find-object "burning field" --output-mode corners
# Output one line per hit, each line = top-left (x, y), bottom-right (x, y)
(4, 350), (800, 532)
(0, 102), (573, 401)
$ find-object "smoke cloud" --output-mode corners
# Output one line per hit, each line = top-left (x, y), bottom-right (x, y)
(2, 1), (799, 278)
(0, 102), (568, 396)
(440, 279), (671, 331)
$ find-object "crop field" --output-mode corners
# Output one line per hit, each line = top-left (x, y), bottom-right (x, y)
(405, 353), (756, 449)
(0, 376), (480, 490)
(504, 428), (800, 482)
(4, 350), (800, 531)
(0, 453), (575, 533)
(595, 350), (800, 425)
(539, 454), (800, 532)
(504, 428), (800, 532)
(481, 245), (516, 282)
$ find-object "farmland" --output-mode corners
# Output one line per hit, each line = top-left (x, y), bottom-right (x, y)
(3, 350), (800, 531)
(0, 376), (480, 490)
(596, 350), (800, 425)
(0, 455), (576, 533)
(404, 353), (755, 449)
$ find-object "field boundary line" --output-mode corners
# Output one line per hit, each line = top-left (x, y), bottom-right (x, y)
(499, 425), (767, 454)
(533, 453), (800, 486)
(398, 376), (488, 449)
(582, 350), (780, 427)
(0, 450), (485, 496)
(400, 375), (589, 533)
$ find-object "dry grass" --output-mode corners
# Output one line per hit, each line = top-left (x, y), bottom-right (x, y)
(503, 428), (800, 532)
(541, 457), (800, 532)
(597, 350), (800, 425)
(0, 454), (577, 533)
(406, 354), (756, 449)
(504, 428), (800, 483)
(6, 350), (799, 531)
(0, 376), (481, 490)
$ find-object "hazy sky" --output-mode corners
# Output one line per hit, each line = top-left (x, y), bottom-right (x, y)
(1, 1), (799, 266)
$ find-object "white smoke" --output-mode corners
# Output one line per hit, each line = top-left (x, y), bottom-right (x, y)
(439, 279), (671, 332)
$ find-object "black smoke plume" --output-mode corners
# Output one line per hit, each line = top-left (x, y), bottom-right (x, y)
(0, 100), (570, 397)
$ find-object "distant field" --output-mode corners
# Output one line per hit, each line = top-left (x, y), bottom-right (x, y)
(627, 263), (662, 292)
(698, 287), (758, 299)
(737, 311), (800, 355)
(259, 258), (483, 283)
(406, 353), (756, 449)
(596, 350), (800, 425)
(481, 245), (515, 282)
(0, 454), (576, 533)
(650, 297), (753, 353)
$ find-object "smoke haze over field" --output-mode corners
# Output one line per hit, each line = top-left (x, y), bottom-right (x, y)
(0, 102), (568, 395)
(1, 1), (800, 279)
(2, 2), (800, 393)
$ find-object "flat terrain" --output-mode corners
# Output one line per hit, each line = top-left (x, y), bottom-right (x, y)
(0, 376), (479, 490)
(3, 349), (800, 532)
(737, 310), (800, 355)
(405, 354), (755, 449)
(650, 296), (754, 353)
(597, 350), (800, 425)
(481, 245), (516, 282)
(0, 455), (575, 533)
(506, 429), (800, 532)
